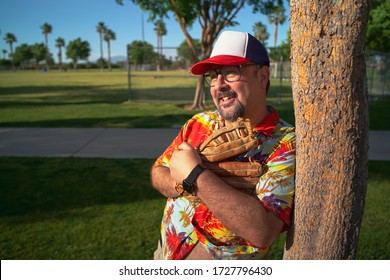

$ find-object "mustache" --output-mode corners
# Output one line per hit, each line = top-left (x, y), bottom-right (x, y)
(216, 90), (237, 100)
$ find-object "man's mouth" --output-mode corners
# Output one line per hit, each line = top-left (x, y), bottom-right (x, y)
(217, 91), (237, 104)
(221, 96), (232, 102)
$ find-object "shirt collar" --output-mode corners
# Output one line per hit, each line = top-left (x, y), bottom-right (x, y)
(253, 106), (279, 136)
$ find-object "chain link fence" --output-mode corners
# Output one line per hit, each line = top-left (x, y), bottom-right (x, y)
(366, 50), (390, 98)
(125, 46), (389, 103)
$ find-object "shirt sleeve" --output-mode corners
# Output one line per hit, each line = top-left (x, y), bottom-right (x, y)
(154, 112), (217, 168)
(154, 129), (184, 168)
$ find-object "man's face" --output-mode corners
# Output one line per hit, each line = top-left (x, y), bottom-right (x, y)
(206, 64), (265, 123)
(214, 86), (244, 122)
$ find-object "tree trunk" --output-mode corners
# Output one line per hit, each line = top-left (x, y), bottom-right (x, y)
(10, 44), (15, 71)
(44, 34), (50, 71)
(284, 0), (370, 259)
(273, 21), (278, 48)
(157, 35), (162, 72)
(171, 9), (207, 110)
(191, 76), (205, 110)
(58, 48), (63, 71)
(100, 33), (104, 71)
(107, 41), (112, 71)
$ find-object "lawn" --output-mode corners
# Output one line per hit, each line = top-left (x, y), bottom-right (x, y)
(0, 158), (163, 259)
(0, 158), (388, 260)
(0, 70), (201, 128)
(0, 70), (389, 260)
(1, 70), (388, 129)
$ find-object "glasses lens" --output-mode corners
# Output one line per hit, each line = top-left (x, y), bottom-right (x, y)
(204, 66), (242, 86)
(204, 70), (218, 86)
(223, 67), (240, 82)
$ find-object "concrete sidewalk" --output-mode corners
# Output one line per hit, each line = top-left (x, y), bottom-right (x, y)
(0, 128), (389, 161)
(0, 128), (179, 159)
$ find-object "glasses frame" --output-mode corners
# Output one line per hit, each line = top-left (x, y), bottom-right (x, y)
(203, 63), (261, 87)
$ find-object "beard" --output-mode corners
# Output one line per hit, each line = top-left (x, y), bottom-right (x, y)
(216, 90), (245, 122)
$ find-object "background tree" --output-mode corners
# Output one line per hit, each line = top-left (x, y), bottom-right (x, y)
(96, 58), (107, 69)
(268, 29), (290, 61)
(32, 43), (47, 69)
(41, 22), (52, 70)
(104, 28), (116, 71)
(4, 32), (17, 70)
(127, 40), (156, 70)
(267, 3), (286, 48)
(55, 37), (65, 70)
(2, 49), (7, 60)
(284, 0), (370, 259)
(365, 0), (390, 53)
(117, 0), (279, 109)
(154, 18), (167, 71)
(13, 43), (32, 69)
(96, 22), (107, 71)
(66, 38), (91, 70)
(176, 39), (201, 69)
(252, 21), (269, 45)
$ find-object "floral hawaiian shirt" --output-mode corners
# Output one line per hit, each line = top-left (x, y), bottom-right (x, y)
(154, 106), (295, 260)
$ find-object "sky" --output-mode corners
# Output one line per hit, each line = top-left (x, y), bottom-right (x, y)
(0, 0), (290, 62)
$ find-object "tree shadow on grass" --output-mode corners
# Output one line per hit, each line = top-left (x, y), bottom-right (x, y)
(0, 114), (196, 128)
(0, 85), (130, 106)
(0, 85), (200, 105)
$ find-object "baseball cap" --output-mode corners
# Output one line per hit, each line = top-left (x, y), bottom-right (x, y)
(191, 30), (270, 75)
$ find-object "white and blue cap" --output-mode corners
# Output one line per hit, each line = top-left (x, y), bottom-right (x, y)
(191, 30), (270, 75)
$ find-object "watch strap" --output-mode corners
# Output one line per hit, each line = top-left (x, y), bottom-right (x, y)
(183, 164), (205, 195)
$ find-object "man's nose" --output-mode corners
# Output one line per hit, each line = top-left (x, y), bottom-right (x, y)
(213, 74), (229, 91)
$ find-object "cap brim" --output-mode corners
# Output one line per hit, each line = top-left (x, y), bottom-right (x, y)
(190, 55), (250, 75)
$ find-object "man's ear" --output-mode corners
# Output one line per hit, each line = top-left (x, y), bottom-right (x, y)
(258, 66), (270, 88)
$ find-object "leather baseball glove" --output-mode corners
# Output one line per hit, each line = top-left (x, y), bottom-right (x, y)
(197, 118), (263, 195)
(198, 118), (259, 162)
(202, 160), (263, 195)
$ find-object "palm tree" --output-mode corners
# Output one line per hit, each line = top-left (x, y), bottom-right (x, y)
(41, 22), (52, 70)
(252, 22), (269, 46)
(66, 38), (91, 70)
(96, 22), (107, 71)
(4, 32), (17, 70)
(104, 29), (116, 71)
(154, 19), (167, 71)
(267, 5), (286, 48)
(2, 49), (7, 60)
(55, 37), (65, 71)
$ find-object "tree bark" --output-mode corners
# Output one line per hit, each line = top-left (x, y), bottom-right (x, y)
(284, 0), (370, 259)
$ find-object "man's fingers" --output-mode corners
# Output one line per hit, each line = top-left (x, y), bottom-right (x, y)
(178, 142), (192, 150)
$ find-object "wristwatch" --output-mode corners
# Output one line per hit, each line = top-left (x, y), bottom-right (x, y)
(177, 164), (205, 196)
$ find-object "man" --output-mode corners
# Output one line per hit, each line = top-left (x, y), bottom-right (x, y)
(151, 30), (295, 260)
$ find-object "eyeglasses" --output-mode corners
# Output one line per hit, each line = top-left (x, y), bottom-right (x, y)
(203, 64), (260, 87)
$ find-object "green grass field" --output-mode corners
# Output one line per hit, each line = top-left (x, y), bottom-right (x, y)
(0, 70), (389, 259)
(0, 158), (388, 260)
(1, 70), (388, 129)
(0, 70), (201, 128)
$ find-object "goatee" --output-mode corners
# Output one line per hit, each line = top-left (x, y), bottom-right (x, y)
(217, 98), (245, 122)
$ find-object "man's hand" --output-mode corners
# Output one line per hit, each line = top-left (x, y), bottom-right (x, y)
(170, 142), (202, 184)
